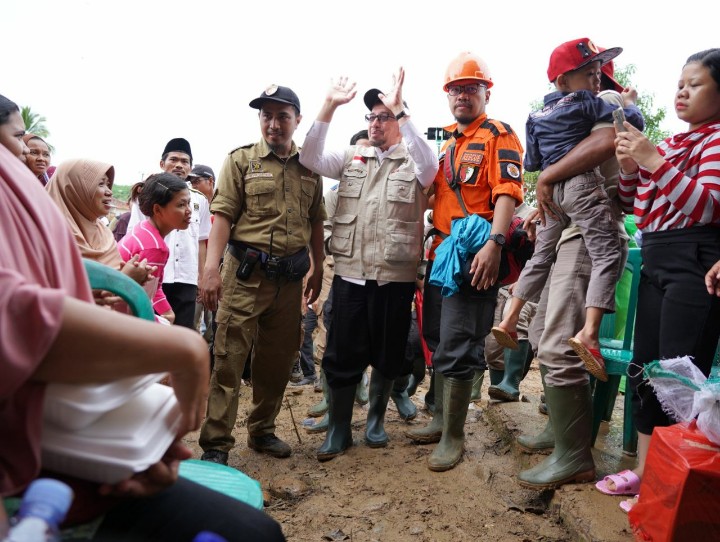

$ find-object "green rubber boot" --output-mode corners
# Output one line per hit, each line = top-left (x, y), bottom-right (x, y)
(355, 370), (369, 406)
(488, 341), (529, 402)
(365, 370), (394, 448)
(489, 369), (504, 386)
(391, 374), (417, 421)
(317, 384), (356, 461)
(517, 383), (596, 489)
(308, 370), (329, 418)
(406, 372), (444, 444)
(428, 376), (473, 472)
(305, 412), (328, 434)
(469, 370), (484, 402)
(516, 364), (554, 454)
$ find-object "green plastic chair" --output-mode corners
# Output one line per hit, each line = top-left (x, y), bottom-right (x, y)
(83, 259), (155, 322)
(178, 459), (264, 509)
(592, 247), (642, 456)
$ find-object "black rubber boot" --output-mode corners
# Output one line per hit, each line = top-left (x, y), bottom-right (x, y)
(365, 370), (394, 447)
(428, 376), (473, 472)
(391, 374), (417, 421)
(516, 364), (554, 453)
(406, 372), (444, 444)
(517, 383), (596, 489)
(488, 341), (529, 402)
(317, 384), (356, 461)
(424, 368), (436, 414)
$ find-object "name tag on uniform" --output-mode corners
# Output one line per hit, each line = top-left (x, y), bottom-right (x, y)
(300, 175), (316, 181)
(245, 172), (273, 179)
(461, 152), (483, 165)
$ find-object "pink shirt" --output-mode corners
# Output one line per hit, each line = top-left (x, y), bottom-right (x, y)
(117, 220), (171, 315)
(0, 145), (94, 496)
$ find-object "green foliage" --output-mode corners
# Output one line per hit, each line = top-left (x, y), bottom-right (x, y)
(112, 184), (131, 203)
(21, 106), (54, 152)
(523, 170), (539, 208)
(612, 64), (671, 145)
(521, 63), (671, 208)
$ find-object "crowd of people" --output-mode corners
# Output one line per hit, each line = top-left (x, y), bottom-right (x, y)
(2, 38), (720, 539)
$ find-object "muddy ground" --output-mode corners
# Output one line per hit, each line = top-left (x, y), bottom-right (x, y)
(183, 367), (576, 542)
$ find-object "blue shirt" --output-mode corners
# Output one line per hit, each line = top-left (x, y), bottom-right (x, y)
(524, 90), (644, 172)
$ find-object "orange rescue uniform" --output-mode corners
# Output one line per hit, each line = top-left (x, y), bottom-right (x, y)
(431, 113), (525, 258)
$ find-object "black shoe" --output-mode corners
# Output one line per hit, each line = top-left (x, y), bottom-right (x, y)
(247, 434), (292, 458)
(200, 449), (229, 465)
(290, 360), (303, 383)
(291, 375), (317, 387)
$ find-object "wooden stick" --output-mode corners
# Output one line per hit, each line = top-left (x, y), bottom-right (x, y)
(285, 396), (303, 445)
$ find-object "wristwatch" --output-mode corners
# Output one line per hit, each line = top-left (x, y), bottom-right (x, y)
(395, 107), (410, 121)
(488, 233), (506, 247)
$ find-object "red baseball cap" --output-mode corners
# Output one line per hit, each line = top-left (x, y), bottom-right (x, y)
(547, 38), (622, 82)
(599, 48), (624, 92)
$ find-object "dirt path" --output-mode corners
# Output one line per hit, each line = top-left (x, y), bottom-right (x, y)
(184, 368), (572, 541)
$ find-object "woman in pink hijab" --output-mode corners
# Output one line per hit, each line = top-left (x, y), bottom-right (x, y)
(46, 159), (155, 303)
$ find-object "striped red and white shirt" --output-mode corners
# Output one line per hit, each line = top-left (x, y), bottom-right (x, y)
(618, 121), (720, 233)
(117, 220), (171, 315)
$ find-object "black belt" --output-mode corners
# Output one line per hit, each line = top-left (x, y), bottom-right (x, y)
(227, 241), (310, 281)
(226, 241), (253, 263)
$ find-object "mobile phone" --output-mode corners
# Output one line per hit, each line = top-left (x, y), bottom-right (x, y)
(236, 248), (260, 280)
(612, 108), (627, 132)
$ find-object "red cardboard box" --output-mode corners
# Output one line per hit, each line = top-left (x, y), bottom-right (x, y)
(630, 421), (720, 541)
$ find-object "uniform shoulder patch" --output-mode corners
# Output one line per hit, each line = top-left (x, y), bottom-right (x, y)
(498, 149), (521, 163)
(229, 143), (254, 155)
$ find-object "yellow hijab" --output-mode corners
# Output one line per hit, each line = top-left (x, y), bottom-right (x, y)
(46, 159), (122, 269)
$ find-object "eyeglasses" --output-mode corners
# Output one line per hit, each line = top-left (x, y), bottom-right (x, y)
(447, 84), (486, 96)
(364, 113), (396, 123)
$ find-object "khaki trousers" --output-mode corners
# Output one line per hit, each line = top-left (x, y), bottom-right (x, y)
(199, 252), (302, 452)
(485, 286), (538, 371)
(536, 236), (592, 387)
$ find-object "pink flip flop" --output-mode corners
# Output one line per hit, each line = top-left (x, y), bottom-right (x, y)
(619, 495), (639, 514)
(491, 326), (519, 350)
(595, 470), (641, 496)
(568, 338), (608, 382)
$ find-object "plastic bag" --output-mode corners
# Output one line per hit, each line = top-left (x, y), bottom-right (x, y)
(629, 422), (720, 541)
(644, 356), (720, 446)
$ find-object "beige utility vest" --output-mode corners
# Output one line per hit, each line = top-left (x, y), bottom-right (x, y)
(329, 143), (428, 282)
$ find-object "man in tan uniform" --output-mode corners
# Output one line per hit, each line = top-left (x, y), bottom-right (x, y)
(199, 85), (326, 464)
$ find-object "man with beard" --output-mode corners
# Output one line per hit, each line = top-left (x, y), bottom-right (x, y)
(199, 85), (326, 464)
(300, 68), (438, 461)
(406, 52), (524, 471)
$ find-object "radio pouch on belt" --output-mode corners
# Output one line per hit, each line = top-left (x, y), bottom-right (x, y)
(236, 248), (260, 281)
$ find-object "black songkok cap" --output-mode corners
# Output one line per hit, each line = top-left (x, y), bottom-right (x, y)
(162, 138), (192, 160)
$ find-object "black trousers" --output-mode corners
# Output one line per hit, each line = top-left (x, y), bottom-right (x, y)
(422, 261), (498, 380)
(93, 478), (285, 541)
(630, 226), (720, 435)
(322, 277), (414, 388)
(164, 282), (198, 329)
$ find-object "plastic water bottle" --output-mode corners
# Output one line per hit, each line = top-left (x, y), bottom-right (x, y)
(192, 532), (228, 542)
(4, 479), (73, 542)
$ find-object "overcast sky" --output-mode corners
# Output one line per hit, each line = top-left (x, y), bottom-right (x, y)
(4, 0), (716, 186)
